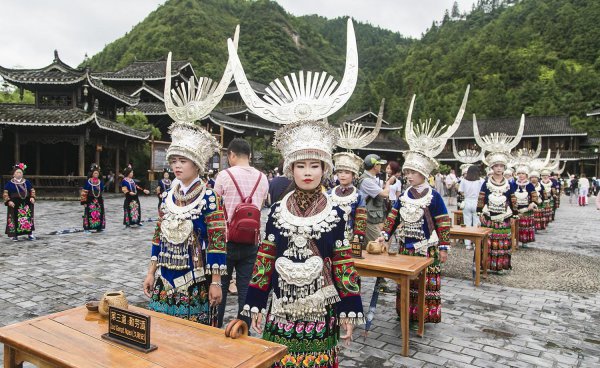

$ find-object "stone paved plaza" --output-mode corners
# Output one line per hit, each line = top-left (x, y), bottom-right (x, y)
(0, 194), (599, 367)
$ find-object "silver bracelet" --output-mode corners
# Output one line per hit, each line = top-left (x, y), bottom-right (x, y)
(210, 282), (222, 287)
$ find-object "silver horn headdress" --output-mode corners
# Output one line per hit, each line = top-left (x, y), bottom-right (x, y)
(333, 99), (385, 176)
(529, 149), (552, 174)
(541, 150), (561, 176)
(474, 113), (524, 167)
(229, 19), (358, 178)
(165, 26), (240, 171)
(403, 85), (470, 177)
(452, 138), (483, 173)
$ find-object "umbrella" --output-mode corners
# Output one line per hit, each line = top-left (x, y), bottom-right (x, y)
(363, 277), (385, 339)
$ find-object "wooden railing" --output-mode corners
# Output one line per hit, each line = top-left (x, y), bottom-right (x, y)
(1, 175), (87, 198)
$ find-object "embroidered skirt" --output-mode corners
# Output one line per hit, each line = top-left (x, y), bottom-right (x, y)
(534, 208), (546, 230)
(83, 197), (105, 231)
(263, 308), (339, 368)
(481, 217), (512, 271)
(518, 210), (535, 243)
(395, 245), (441, 323)
(148, 277), (211, 325)
(5, 198), (34, 237)
(123, 195), (141, 226)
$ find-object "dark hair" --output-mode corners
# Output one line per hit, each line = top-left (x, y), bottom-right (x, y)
(11, 167), (23, 175)
(387, 161), (400, 175)
(277, 159), (285, 175)
(123, 167), (133, 177)
(227, 138), (251, 157)
(465, 165), (480, 181)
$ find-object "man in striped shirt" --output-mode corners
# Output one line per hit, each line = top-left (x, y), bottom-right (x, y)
(214, 138), (268, 329)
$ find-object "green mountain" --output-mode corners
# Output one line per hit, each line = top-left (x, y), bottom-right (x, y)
(87, 0), (600, 134)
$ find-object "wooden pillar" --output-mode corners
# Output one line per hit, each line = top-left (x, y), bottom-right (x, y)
(124, 139), (129, 169)
(14, 130), (20, 163)
(35, 142), (41, 186)
(115, 146), (120, 193)
(95, 145), (101, 167)
(149, 137), (155, 181)
(78, 135), (85, 176)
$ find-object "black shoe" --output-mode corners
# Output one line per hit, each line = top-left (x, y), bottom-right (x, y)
(12, 237), (18, 242)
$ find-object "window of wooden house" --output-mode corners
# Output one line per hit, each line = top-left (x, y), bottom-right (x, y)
(39, 93), (73, 108)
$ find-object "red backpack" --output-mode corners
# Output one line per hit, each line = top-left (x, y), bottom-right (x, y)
(225, 169), (263, 245)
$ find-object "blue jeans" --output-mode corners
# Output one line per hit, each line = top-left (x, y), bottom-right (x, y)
(217, 241), (258, 330)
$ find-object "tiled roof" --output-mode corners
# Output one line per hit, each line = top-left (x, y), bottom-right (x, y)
(133, 102), (167, 116)
(131, 84), (164, 102)
(436, 150), (596, 161)
(88, 76), (138, 106)
(453, 115), (586, 138)
(339, 111), (402, 131)
(208, 111), (280, 132)
(93, 60), (193, 81)
(361, 135), (408, 153)
(0, 104), (149, 139)
(0, 52), (86, 85)
(225, 80), (268, 95)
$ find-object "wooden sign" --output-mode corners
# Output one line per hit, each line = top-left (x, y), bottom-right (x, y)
(101, 306), (157, 353)
(351, 240), (363, 258)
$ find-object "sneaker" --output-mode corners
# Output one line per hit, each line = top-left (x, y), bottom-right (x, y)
(84, 230), (91, 234)
(138, 223), (144, 227)
(28, 235), (36, 241)
(12, 237), (18, 242)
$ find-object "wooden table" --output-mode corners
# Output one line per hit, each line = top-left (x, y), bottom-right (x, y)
(0, 306), (287, 368)
(449, 225), (492, 287)
(353, 253), (433, 357)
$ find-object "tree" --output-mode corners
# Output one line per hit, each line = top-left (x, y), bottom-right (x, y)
(451, 1), (461, 19)
(116, 111), (161, 139)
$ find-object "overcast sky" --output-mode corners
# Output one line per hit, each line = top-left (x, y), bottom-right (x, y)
(0, 0), (476, 69)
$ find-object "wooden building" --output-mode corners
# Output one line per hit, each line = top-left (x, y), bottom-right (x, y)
(0, 51), (150, 194)
(437, 115), (599, 176)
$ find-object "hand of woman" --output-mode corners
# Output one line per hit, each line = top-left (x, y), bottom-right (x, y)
(340, 322), (354, 346)
(30, 198), (35, 204)
(439, 250), (448, 263)
(209, 283), (222, 307)
(144, 189), (150, 195)
(142, 274), (155, 298)
(8, 201), (15, 208)
(251, 313), (263, 334)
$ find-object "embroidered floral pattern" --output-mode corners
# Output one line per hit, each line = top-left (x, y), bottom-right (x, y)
(250, 239), (277, 291)
(148, 278), (210, 324)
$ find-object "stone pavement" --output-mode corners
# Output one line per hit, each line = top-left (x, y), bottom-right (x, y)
(0, 194), (598, 367)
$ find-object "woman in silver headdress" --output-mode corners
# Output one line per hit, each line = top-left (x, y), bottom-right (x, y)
(142, 28), (238, 323)
(81, 164), (105, 233)
(474, 115), (523, 272)
(378, 87), (468, 323)
(231, 20), (364, 366)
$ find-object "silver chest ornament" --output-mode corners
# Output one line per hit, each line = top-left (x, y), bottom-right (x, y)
(398, 189), (432, 241)
(515, 185), (529, 207)
(487, 180), (509, 213)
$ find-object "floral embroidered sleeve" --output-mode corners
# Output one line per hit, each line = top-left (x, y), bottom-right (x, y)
(430, 191), (451, 251)
(204, 191), (227, 275)
(121, 180), (129, 194)
(3, 183), (10, 205)
(380, 199), (401, 241)
(80, 181), (90, 205)
(27, 181), (36, 199)
(242, 206), (278, 319)
(352, 195), (367, 240)
(331, 211), (364, 325)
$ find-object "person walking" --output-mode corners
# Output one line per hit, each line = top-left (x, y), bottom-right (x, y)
(121, 167), (150, 227)
(386, 161), (402, 207)
(579, 173), (590, 206)
(214, 138), (268, 330)
(267, 160), (291, 206)
(445, 169), (458, 206)
(458, 165), (484, 249)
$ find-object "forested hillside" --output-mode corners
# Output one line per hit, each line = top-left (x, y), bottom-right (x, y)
(87, 0), (600, 133)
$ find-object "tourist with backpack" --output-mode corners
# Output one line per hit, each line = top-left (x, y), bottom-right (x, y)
(214, 138), (268, 330)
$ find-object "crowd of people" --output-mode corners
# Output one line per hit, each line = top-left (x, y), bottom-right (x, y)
(4, 20), (600, 368)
